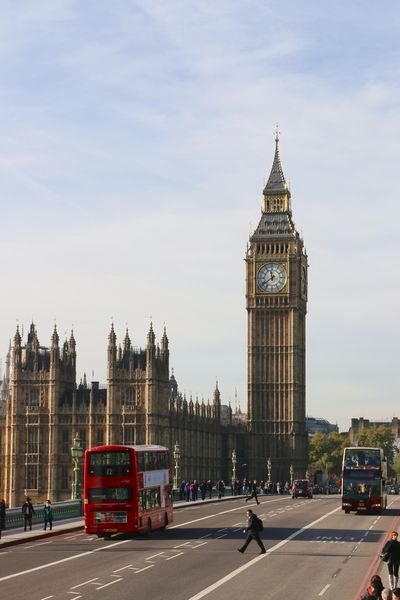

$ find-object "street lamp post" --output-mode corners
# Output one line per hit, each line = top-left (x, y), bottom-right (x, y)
(231, 449), (237, 481)
(71, 433), (83, 500)
(305, 469), (309, 481)
(267, 457), (272, 487)
(289, 464), (294, 486)
(173, 441), (180, 491)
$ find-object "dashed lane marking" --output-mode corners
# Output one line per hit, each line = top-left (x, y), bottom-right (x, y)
(71, 578), (99, 589)
(96, 578), (123, 590)
(113, 565), (132, 573)
(319, 584), (330, 596)
(166, 552), (184, 560)
(135, 565), (154, 574)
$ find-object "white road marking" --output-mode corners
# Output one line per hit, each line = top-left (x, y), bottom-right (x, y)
(199, 534), (212, 539)
(113, 564), (133, 573)
(71, 578), (99, 589)
(319, 584), (331, 596)
(40, 596), (54, 600)
(233, 528), (242, 532)
(24, 541), (52, 549)
(187, 505), (341, 600)
(166, 552), (184, 560)
(216, 534), (227, 539)
(96, 578), (123, 590)
(146, 552), (165, 560)
(192, 542), (208, 548)
(173, 542), (191, 548)
(217, 528), (227, 532)
(135, 565), (154, 573)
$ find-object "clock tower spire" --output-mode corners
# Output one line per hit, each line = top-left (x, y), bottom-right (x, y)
(246, 130), (308, 482)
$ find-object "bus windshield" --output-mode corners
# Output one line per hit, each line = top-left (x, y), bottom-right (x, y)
(343, 478), (381, 498)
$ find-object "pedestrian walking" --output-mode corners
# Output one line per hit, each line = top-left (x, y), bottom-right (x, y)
(245, 480), (260, 504)
(0, 498), (6, 539)
(237, 509), (266, 554)
(216, 479), (225, 499)
(381, 531), (400, 590)
(360, 574), (384, 599)
(207, 480), (213, 499)
(22, 496), (35, 531)
(43, 499), (53, 531)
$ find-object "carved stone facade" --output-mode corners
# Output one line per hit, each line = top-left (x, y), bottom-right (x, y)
(245, 133), (308, 481)
(0, 323), (246, 507)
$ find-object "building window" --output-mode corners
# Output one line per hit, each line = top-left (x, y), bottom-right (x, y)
(79, 430), (87, 451)
(62, 430), (70, 454)
(61, 466), (69, 490)
(26, 464), (38, 489)
(96, 430), (104, 446)
(27, 427), (39, 454)
(28, 389), (39, 406)
(123, 427), (135, 445)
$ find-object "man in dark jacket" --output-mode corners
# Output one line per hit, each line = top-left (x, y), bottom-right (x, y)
(22, 497), (35, 531)
(0, 498), (6, 539)
(238, 509), (266, 554)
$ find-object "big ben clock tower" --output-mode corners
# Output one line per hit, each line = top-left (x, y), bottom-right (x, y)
(246, 130), (308, 481)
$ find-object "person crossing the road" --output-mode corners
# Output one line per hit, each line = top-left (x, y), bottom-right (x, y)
(245, 480), (260, 505)
(238, 509), (266, 554)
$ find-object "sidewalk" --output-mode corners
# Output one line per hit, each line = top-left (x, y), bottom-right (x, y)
(0, 493), (246, 549)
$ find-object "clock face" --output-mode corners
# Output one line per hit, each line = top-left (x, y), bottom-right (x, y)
(257, 262), (287, 293)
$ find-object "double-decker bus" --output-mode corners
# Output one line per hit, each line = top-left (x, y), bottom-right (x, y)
(341, 447), (387, 514)
(84, 444), (173, 537)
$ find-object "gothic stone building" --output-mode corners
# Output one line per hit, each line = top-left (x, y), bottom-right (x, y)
(0, 323), (246, 507)
(0, 135), (308, 505)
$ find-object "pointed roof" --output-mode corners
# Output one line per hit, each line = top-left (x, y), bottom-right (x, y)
(263, 127), (289, 196)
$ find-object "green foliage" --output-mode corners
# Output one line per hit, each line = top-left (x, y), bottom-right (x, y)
(309, 432), (346, 478)
(356, 426), (398, 466)
(392, 453), (400, 481)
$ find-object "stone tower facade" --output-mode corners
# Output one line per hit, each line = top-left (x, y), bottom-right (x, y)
(245, 133), (308, 481)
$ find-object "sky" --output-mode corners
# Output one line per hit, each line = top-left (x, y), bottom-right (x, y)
(0, 0), (399, 431)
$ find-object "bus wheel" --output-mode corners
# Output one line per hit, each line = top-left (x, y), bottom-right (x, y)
(147, 518), (152, 534)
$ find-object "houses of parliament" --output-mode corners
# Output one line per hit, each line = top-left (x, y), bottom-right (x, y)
(0, 135), (308, 507)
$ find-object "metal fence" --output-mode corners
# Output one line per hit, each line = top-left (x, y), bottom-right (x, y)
(5, 500), (83, 530)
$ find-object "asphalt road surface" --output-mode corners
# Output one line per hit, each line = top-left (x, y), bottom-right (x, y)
(1, 494), (400, 600)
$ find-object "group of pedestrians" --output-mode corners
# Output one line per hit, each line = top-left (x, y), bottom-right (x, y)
(0, 497), (54, 538)
(361, 530), (400, 599)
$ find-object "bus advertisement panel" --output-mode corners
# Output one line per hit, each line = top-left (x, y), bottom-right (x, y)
(84, 444), (173, 537)
(341, 447), (387, 514)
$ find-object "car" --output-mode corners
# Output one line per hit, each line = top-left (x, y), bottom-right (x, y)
(292, 479), (313, 499)
(388, 485), (398, 495)
(312, 484), (323, 494)
(327, 483), (340, 494)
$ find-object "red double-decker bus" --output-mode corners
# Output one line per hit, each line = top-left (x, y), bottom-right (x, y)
(341, 447), (387, 514)
(84, 444), (173, 537)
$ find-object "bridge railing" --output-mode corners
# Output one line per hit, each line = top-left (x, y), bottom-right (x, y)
(5, 500), (83, 530)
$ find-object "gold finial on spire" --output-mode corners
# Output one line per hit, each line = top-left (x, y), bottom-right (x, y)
(275, 123), (280, 145)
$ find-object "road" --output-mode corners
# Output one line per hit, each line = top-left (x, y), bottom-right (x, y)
(1, 494), (399, 600)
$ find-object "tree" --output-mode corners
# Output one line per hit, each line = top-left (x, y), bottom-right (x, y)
(309, 432), (346, 479)
(356, 425), (398, 468)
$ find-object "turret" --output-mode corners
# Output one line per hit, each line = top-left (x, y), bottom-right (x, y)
(50, 324), (60, 368)
(213, 380), (221, 420)
(107, 324), (117, 372)
(12, 325), (22, 373)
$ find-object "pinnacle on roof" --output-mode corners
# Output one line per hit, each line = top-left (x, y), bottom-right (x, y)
(263, 126), (290, 197)
(51, 324), (59, 347)
(123, 328), (131, 351)
(108, 323), (116, 347)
